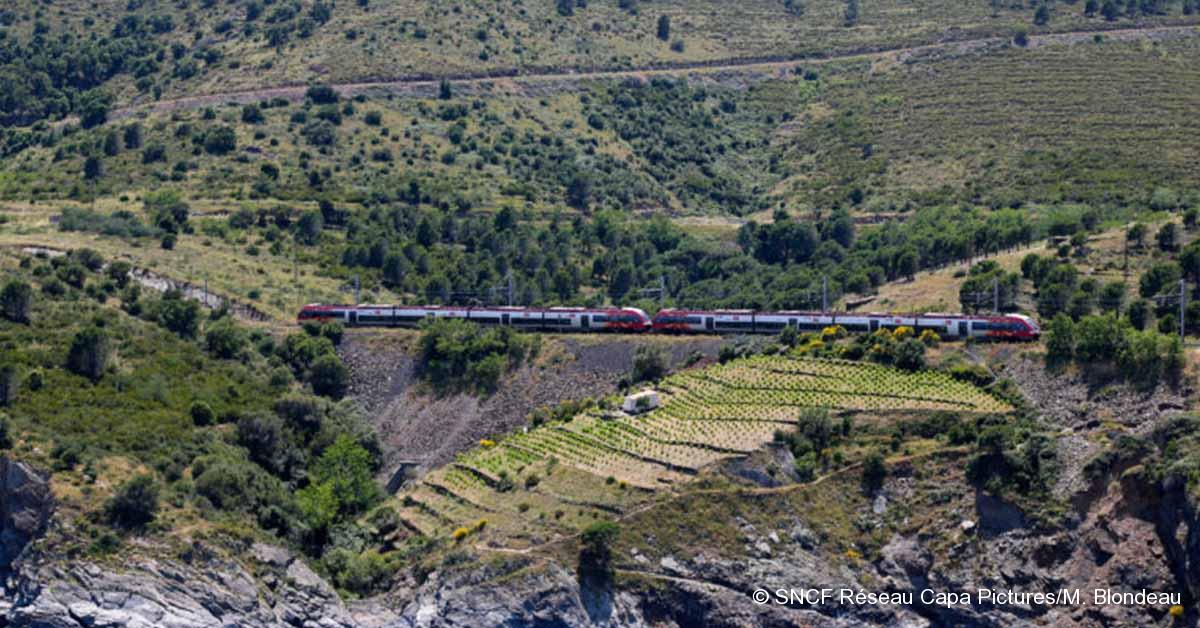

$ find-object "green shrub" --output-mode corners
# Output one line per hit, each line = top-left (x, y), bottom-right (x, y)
(104, 474), (160, 530)
(190, 401), (215, 426)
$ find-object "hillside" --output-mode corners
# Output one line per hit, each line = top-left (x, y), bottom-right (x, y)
(5, 0), (1200, 626)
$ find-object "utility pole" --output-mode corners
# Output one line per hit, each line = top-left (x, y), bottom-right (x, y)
(822, 275), (828, 312)
(993, 276), (1000, 313)
(1181, 279), (1187, 340)
(354, 275), (360, 305)
(507, 271), (514, 307)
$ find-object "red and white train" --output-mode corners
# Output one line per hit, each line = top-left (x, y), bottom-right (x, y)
(297, 304), (1040, 340)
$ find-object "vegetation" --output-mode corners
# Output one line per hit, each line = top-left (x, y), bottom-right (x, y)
(417, 319), (537, 394)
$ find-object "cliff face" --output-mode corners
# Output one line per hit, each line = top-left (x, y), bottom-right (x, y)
(3, 452), (1200, 627)
(6, 400), (1200, 628)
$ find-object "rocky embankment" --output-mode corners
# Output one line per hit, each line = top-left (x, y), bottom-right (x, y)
(340, 333), (725, 476)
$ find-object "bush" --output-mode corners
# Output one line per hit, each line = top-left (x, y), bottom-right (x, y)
(105, 474), (159, 529)
(201, 126), (237, 155)
(309, 354), (349, 399)
(190, 401), (215, 426)
(205, 318), (247, 359)
(631, 344), (668, 383)
(894, 338), (926, 371)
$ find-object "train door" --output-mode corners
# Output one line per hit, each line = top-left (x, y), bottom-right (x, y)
(581, 315), (590, 330)
(502, 313), (510, 326)
(869, 319), (879, 332)
(789, 318), (797, 329)
(705, 317), (715, 332)
(349, 311), (358, 326)
(957, 321), (967, 337)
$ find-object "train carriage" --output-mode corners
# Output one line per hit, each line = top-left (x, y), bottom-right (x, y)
(298, 304), (1037, 340)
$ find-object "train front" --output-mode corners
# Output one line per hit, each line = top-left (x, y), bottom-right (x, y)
(1009, 314), (1041, 340)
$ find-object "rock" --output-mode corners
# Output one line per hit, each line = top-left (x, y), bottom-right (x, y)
(960, 520), (976, 534)
(0, 458), (52, 574)
(659, 556), (691, 577)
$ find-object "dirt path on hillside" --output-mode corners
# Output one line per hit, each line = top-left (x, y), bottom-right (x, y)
(101, 24), (1200, 122)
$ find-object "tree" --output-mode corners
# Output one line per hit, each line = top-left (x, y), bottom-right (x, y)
(438, 79), (453, 100)
(156, 294), (201, 338)
(309, 353), (349, 399)
(296, 210), (324, 245)
(205, 319), (247, 360)
(1127, 299), (1151, 330)
(103, 131), (121, 157)
(861, 450), (887, 493)
(1099, 282), (1125, 314)
(578, 521), (619, 584)
(1045, 313), (1075, 365)
(1, 280), (32, 323)
(556, 0), (575, 16)
(83, 156), (104, 181)
(0, 365), (18, 407)
(1034, 3), (1051, 24)
(105, 475), (159, 529)
(123, 124), (143, 150)
(843, 0), (859, 25)
(1085, 0), (1098, 15)
(895, 249), (919, 281)
(1157, 222), (1179, 252)
(107, 261), (132, 289)
(144, 189), (190, 233)
(567, 174), (592, 210)
(67, 326), (110, 381)
(78, 90), (112, 129)
(656, 15), (671, 41)
(203, 126), (237, 155)
(298, 435), (381, 537)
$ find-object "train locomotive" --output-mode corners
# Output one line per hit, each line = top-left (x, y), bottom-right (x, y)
(297, 303), (1040, 340)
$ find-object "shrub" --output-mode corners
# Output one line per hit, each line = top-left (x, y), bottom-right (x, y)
(203, 126), (237, 155)
(919, 329), (940, 346)
(105, 474), (159, 529)
(631, 344), (667, 383)
(894, 338), (926, 371)
(0, 280), (32, 323)
(190, 401), (215, 426)
(205, 318), (247, 359)
(309, 353), (349, 399)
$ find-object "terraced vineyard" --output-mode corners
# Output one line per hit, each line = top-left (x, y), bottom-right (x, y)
(391, 355), (1009, 545)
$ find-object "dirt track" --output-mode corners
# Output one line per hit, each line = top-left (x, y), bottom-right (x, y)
(102, 24), (1200, 123)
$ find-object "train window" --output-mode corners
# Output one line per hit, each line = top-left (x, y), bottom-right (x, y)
(593, 315), (608, 323)
(974, 322), (991, 331)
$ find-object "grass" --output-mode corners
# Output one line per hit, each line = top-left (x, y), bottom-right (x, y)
(0, 201), (359, 322)
(10, 0), (1195, 107)
(777, 35), (1200, 209)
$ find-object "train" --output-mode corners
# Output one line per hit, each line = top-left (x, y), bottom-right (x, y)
(297, 304), (1041, 340)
